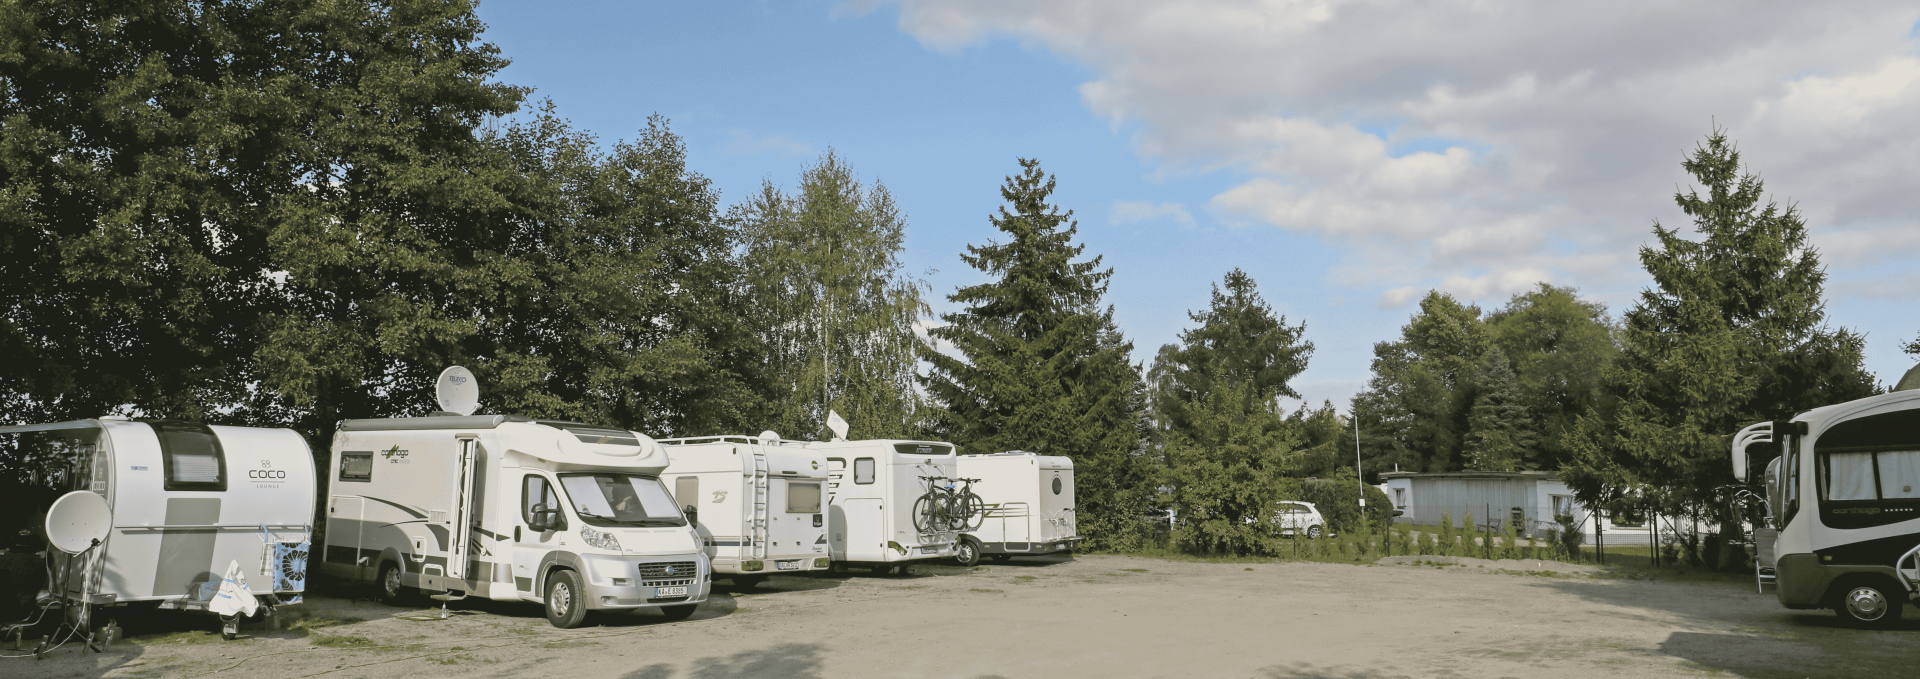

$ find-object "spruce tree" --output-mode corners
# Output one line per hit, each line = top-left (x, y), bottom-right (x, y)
(1463, 347), (1531, 472)
(922, 158), (1148, 548)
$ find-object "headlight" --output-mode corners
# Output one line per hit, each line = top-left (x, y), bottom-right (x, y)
(580, 525), (621, 551)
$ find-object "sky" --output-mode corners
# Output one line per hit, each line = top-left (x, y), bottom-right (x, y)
(473, 0), (1920, 413)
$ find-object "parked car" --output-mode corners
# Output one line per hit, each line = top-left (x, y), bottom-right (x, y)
(1269, 501), (1326, 538)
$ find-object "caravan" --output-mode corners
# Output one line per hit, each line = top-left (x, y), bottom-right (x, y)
(319, 414), (709, 628)
(952, 452), (1079, 567)
(1732, 384), (1920, 628)
(808, 439), (959, 573)
(657, 434), (832, 584)
(0, 419), (314, 643)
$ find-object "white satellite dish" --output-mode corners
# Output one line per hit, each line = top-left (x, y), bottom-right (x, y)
(436, 366), (480, 416)
(825, 410), (849, 442)
(46, 491), (112, 554)
(759, 430), (781, 444)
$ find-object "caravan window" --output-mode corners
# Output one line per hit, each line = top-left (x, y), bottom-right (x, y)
(339, 452), (373, 482)
(523, 475), (560, 523)
(1821, 449), (1920, 500)
(153, 422), (226, 492)
(853, 458), (875, 484)
(788, 482), (822, 513)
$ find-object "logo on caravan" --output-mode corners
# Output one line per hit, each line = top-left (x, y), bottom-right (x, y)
(250, 459), (287, 486)
(382, 445), (410, 463)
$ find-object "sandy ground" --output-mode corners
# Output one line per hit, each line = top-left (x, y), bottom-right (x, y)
(5, 554), (1917, 679)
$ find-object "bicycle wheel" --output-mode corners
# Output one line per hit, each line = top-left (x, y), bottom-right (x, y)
(912, 494), (935, 533)
(958, 491), (986, 531)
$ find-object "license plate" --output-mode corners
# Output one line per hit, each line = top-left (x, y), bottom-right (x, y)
(775, 560), (800, 570)
(654, 586), (688, 597)
(919, 546), (939, 554)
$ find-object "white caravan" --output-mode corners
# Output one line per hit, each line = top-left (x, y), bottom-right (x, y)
(657, 434), (832, 584)
(807, 439), (959, 573)
(319, 415), (709, 628)
(1732, 384), (1920, 627)
(0, 419), (314, 641)
(952, 452), (1080, 566)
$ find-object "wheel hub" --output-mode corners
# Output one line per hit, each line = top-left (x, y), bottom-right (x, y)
(552, 583), (571, 616)
(1845, 587), (1887, 620)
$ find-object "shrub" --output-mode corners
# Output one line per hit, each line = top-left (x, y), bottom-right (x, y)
(1552, 513), (1586, 561)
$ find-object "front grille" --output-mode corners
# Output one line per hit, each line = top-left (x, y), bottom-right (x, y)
(639, 561), (698, 581)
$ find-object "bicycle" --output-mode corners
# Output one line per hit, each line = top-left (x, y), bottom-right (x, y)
(913, 476), (958, 533)
(947, 477), (986, 531)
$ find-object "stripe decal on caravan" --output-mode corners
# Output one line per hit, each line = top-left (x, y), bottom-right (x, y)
(154, 498), (221, 596)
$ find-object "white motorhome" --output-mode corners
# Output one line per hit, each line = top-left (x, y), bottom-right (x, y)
(952, 451), (1079, 566)
(806, 439), (959, 573)
(319, 414), (709, 628)
(1732, 385), (1920, 628)
(0, 419), (314, 639)
(657, 435), (831, 584)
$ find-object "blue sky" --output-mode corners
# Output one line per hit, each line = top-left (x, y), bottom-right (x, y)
(474, 0), (1920, 411)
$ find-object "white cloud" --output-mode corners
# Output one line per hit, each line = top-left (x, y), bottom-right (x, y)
(855, 0), (1920, 307)
(1835, 272), (1920, 301)
(1111, 200), (1196, 228)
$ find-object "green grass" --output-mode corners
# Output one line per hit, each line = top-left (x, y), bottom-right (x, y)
(312, 635), (377, 648)
(968, 588), (1002, 593)
(134, 630), (224, 645)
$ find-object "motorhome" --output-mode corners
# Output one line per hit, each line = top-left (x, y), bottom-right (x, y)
(806, 439), (959, 573)
(657, 434), (832, 584)
(952, 451), (1079, 567)
(0, 419), (314, 641)
(319, 414), (709, 628)
(1732, 384), (1920, 628)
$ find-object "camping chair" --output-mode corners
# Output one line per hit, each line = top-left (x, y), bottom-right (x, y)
(1753, 528), (1778, 593)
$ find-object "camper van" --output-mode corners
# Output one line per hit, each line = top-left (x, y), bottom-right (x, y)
(319, 414), (709, 628)
(0, 419), (314, 640)
(952, 452), (1079, 567)
(1732, 386), (1920, 628)
(807, 439), (959, 573)
(657, 434), (832, 584)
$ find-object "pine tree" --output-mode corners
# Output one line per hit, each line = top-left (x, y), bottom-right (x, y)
(1463, 347), (1532, 471)
(922, 158), (1148, 548)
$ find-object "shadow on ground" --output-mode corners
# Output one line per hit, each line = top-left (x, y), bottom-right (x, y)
(1658, 628), (1920, 678)
(617, 642), (826, 679)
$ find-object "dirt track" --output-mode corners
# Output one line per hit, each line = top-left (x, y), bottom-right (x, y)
(7, 554), (1917, 679)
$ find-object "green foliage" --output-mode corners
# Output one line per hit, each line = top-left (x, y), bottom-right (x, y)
(1563, 128), (1874, 553)
(921, 158), (1150, 550)
(1355, 285), (1617, 475)
(733, 150), (929, 440)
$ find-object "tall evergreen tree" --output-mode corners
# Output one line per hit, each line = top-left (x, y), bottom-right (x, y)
(1463, 347), (1530, 472)
(1564, 129), (1875, 566)
(734, 150), (928, 440)
(922, 158), (1148, 548)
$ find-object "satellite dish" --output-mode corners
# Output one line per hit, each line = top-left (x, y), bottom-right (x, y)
(46, 491), (112, 554)
(825, 410), (849, 442)
(759, 430), (781, 444)
(436, 366), (480, 416)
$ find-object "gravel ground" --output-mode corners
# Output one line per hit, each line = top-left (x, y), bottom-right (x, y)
(4, 554), (1916, 679)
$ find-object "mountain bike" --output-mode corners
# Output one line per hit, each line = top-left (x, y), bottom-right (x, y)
(948, 477), (986, 531)
(913, 475), (958, 533)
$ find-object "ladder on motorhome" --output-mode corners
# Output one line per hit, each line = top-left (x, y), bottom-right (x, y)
(1899, 543), (1920, 596)
(750, 447), (770, 560)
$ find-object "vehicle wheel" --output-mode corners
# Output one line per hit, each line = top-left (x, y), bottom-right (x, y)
(732, 574), (767, 589)
(659, 604), (698, 621)
(377, 562), (409, 606)
(1306, 525), (1323, 539)
(828, 561), (848, 576)
(544, 570), (589, 629)
(1834, 580), (1903, 629)
(955, 539), (982, 567)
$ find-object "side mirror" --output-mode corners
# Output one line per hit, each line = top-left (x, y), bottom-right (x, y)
(530, 507), (563, 532)
(682, 505), (699, 526)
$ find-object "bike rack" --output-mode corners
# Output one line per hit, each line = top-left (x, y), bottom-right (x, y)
(1897, 542), (1920, 596)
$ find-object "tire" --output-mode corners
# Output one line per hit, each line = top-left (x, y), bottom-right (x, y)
(377, 562), (409, 606)
(1834, 580), (1904, 629)
(955, 539), (982, 567)
(544, 570), (589, 629)
(659, 604), (697, 621)
(732, 574), (767, 589)
(912, 495), (935, 533)
(1306, 525), (1323, 539)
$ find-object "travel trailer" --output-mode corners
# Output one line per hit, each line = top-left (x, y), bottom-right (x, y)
(657, 434), (832, 584)
(0, 418), (314, 644)
(952, 451), (1079, 567)
(1732, 383), (1920, 628)
(320, 394), (709, 628)
(806, 439), (959, 573)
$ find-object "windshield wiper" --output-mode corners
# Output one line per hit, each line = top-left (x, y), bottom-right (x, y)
(633, 519), (685, 527)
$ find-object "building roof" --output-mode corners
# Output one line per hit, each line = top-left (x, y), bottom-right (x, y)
(1380, 470), (1559, 481)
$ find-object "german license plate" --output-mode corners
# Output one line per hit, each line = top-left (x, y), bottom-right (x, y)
(775, 560), (800, 570)
(654, 586), (688, 597)
(919, 546), (939, 554)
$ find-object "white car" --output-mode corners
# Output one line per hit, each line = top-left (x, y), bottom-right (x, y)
(1270, 501), (1326, 538)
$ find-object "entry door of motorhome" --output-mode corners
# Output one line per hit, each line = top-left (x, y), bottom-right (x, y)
(327, 496), (365, 577)
(512, 472), (563, 598)
(841, 498), (882, 561)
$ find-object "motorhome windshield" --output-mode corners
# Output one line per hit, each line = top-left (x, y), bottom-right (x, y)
(557, 473), (686, 527)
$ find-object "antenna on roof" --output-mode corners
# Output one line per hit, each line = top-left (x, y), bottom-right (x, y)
(436, 366), (480, 416)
